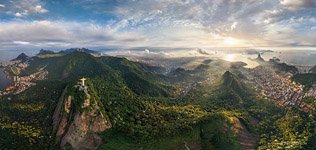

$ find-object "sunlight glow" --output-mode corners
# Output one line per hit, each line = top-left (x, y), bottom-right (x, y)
(224, 37), (239, 45)
(224, 54), (235, 62)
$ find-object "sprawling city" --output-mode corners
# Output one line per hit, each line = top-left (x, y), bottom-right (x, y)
(1, 0), (316, 150)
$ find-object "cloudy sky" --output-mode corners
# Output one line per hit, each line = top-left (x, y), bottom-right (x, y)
(0, 0), (316, 50)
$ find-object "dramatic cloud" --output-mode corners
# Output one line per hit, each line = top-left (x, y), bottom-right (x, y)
(0, 0), (316, 50)
(0, 20), (146, 50)
(111, 0), (316, 49)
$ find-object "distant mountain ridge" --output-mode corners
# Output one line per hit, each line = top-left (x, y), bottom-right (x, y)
(22, 51), (172, 97)
(60, 48), (98, 54)
(36, 48), (99, 56)
(38, 49), (55, 55)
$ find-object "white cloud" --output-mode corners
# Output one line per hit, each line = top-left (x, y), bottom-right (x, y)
(102, 0), (277, 47)
(1, 0), (316, 50)
(280, 0), (316, 10)
(110, 0), (316, 48)
(32, 5), (48, 13)
(0, 4), (5, 8)
(0, 20), (146, 50)
(5, 0), (49, 17)
(230, 22), (238, 31)
(13, 41), (30, 45)
(14, 11), (28, 17)
(15, 12), (22, 17)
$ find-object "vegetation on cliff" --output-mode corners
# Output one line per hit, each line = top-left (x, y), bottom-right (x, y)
(1, 51), (316, 149)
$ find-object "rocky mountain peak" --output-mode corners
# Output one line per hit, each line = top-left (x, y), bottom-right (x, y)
(12, 53), (30, 62)
(53, 82), (111, 150)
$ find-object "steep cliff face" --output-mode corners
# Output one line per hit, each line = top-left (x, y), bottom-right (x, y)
(53, 84), (111, 150)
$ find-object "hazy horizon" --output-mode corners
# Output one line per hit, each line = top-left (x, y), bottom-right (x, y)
(3, 48), (316, 67)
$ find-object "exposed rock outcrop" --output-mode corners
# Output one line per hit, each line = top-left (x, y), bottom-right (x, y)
(230, 117), (258, 150)
(53, 85), (111, 150)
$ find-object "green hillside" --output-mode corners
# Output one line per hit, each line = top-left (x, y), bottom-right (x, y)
(1, 52), (174, 149)
(21, 51), (172, 97)
(2, 51), (316, 149)
(0, 81), (66, 149)
(292, 73), (316, 89)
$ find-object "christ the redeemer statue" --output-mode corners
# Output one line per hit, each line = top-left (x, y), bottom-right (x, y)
(80, 78), (86, 86)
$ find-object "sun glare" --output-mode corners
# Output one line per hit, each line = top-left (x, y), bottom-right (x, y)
(224, 37), (239, 45)
(224, 54), (235, 62)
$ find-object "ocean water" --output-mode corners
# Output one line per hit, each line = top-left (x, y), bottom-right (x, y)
(216, 50), (316, 66)
(0, 68), (11, 90)
(260, 51), (316, 65)
(0, 50), (35, 90)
